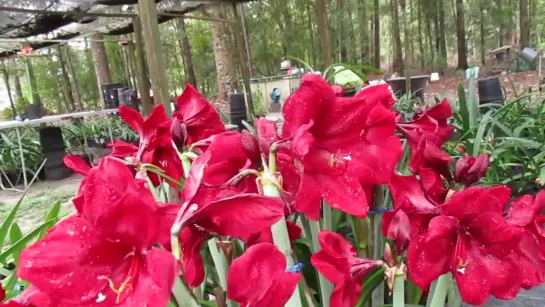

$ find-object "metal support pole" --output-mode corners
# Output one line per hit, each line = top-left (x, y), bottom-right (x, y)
(16, 127), (27, 190)
(231, 2), (254, 118)
(132, 17), (153, 115)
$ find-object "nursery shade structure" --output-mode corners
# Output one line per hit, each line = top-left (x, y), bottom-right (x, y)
(0, 0), (248, 58)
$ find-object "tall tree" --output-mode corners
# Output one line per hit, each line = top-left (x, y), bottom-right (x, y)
(374, 0), (381, 68)
(359, 0), (369, 64)
(338, 0), (348, 62)
(177, 18), (198, 88)
(0, 63), (16, 117)
(90, 33), (112, 107)
(520, 0), (530, 48)
(56, 45), (76, 111)
(209, 4), (238, 101)
(391, 0), (404, 74)
(455, 0), (468, 69)
(480, 0), (486, 65)
(316, 0), (333, 70)
(438, 0), (447, 69)
(417, 0), (425, 70)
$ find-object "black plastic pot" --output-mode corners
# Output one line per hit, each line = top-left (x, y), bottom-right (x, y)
(27, 103), (44, 120)
(39, 127), (65, 152)
(385, 75), (430, 100)
(101, 83), (124, 109)
(478, 77), (504, 104)
(124, 90), (140, 111)
(230, 93), (247, 130)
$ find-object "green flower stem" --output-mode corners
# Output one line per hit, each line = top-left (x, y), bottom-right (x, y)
(207, 239), (229, 289)
(322, 201), (333, 230)
(429, 273), (451, 307)
(447, 278), (462, 307)
(392, 273), (405, 307)
(171, 276), (199, 307)
(309, 219), (332, 307)
(181, 154), (191, 179)
(263, 182), (303, 307)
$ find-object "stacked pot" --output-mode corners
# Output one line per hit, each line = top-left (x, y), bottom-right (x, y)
(39, 127), (71, 180)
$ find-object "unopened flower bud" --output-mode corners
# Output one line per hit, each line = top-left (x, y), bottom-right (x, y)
(170, 117), (188, 148)
(454, 153), (489, 186)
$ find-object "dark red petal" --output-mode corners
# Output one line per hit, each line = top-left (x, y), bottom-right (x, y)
(421, 141), (452, 179)
(317, 173), (369, 218)
(227, 243), (299, 307)
(292, 121), (316, 158)
(507, 195), (537, 227)
(282, 74), (333, 138)
(294, 174), (322, 220)
(188, 194), (284, 241)
(388, 173), (437, 213)
(407, 233), (452, 289)
(256, 118), (279, 154)
(426, 215), (459, 242)
(318, 230), (357, 259)
(469, 212), (522, 245)
(108, 140), (138, 158)
(311, 250), (350, 283)
(329, 278), (362, 307)
(180, 226), (208, 288)
(63, 155), (91, 176)
(119, 105), (144, 136)
(182, 150), (211, 202)
(441, 186), (511, 223)
(17, 216), (131, 305)
(386, 210), (411, 253)
(142, 104), (169, 142)
(0, 283), (5, 301)
(418, 167), (448, 204)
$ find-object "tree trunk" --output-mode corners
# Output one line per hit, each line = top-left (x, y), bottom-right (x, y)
(306, 1), (316, 66)
(480, 0), (486, 65)
(56, 46), (76, 112)
(426, 1), (435, 70)
(238, 5), (254, 78)
(455, 0), (468, 69)
(90, 33), (112, 93)
(374, 0), (381, 68)
(359, 0), (369, 64)
(520, 0), (530, 48)
(438, 0), (447, 69)
(338, 0), (348, 62)
(209, 4), (237, 101)
(63, 45), (84, 110)
(417, 0), (425, 70)
(316, 0), (333, 70)
(391, 0), (404, 74)
(177, 18), (198, 88)
(22, 49), (41, 105)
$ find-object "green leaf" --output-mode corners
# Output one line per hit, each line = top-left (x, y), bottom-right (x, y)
(457, 83), (470, 134)
(0, 194), (25, 250)
(39, 200), (61, 239)
(472, 111), (493, 156)
(8, 223), (23, 265)
(0, 217), (60, 264)
(199, 300), (218, 307)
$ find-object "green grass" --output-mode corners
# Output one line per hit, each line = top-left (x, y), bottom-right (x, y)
(0, 188), (77, 233)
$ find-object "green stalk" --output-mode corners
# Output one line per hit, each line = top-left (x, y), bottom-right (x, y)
(207, 239), (237, 307)
(429, 274), (451, 307)
(181, 154), (191, 178)
(323, 201), (333, 230)
(392, 274), (405, 307)
(309, 219), (332, 307)
(263, 183), (304, 307)
(171, 276), (199, 307)
(447, 279), (462, 307)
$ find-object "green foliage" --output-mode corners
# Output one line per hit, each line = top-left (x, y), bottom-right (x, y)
(0, 128), (42, 174)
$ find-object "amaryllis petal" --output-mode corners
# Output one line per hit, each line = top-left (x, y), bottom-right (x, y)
(468, 212), (522, 245)
(440, 186), (511, 222)
(329, 278), (362, 307)
(388, 174), (437, 212)
(247, 220), (302, 247)
(317, 173), (368, 218)
(108, 140), (138, 158)
(174, 85), (225, 144)
(185, 194), (285, 241)
(455, 153), (490, 186)
(17, 216), (131, 305)
(506, 195), (537, 227)
(179, 226), (208, 288)
(407, 233), (451, 289)
(256, 118), (279, 154)
(293, 174), (322, 220)
(318, 230), (357, 259)
(386, 210), (411, 253)
(118, 105), (144, 135)
(311, 249), (350, 283)
(63, 155), (91, 176)
(354, 83), (395, 108)
(227, 243), (299, 307)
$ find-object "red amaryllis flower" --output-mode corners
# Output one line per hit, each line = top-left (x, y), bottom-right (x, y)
(506, 191), (545, 289)
(227, 243), (300, 307)
(63, 155), (91, 176)
(407, 186), (523, 305)
(331, 85), (344, 97)
(113, 104), (182, 186)
(171, 84), (225, 147)
(382, 168), (446, 252)
(311, 231), (383, 307)
(397, 100), (454, 174)
(158, 151), (285, 288)
(454, 153), (489, 186)
(282, 74), (402, 220)
(17, 158), (177, 306)
(118, 104), (169, 161)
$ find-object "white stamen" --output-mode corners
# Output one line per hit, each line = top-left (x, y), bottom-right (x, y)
(96, 293), (106, 303)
